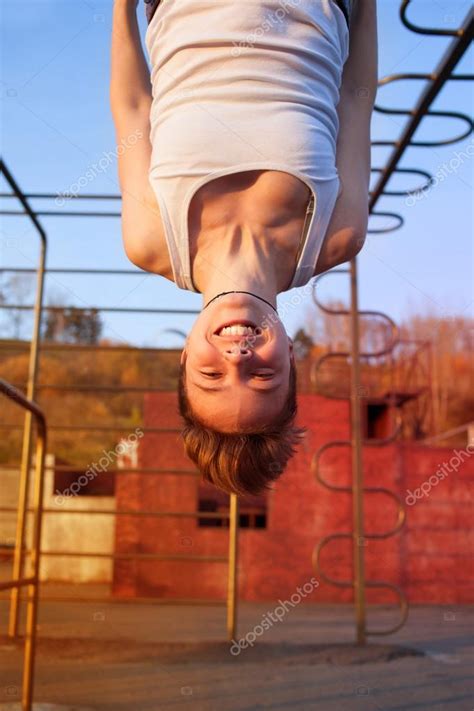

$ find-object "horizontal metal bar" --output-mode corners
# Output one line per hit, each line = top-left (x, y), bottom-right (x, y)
(24, 550), (228, 562)
(0, 507), (230, 519)
(0, 577), (37, 592)
(0, 342), (182, 353)
(0, 192), (121, 200)
(1, 465), (197, 476)
(377, 72), (473, 88)
(0, 304), (200, 316)
(0, 210), (120, 217)
(7, 383), (177, 393)
(1, 423), (180, 433)
(0, 267), (144, 275)
(0, 594), (226, 606)
(0, 304), (200, 315)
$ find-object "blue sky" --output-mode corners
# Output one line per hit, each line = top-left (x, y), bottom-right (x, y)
(1, 0), (472, 347)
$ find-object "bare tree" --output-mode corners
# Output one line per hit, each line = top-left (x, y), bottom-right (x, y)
(0, 274), (34, 339)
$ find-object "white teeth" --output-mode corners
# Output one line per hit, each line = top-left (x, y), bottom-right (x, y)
(218, 324), (255, 336)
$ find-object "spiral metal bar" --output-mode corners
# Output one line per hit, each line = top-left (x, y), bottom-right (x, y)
(312, 3), (473, 644)
(312, 422), (409, 636)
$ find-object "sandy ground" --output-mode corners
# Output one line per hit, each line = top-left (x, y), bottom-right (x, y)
(0, 595), (473, 710)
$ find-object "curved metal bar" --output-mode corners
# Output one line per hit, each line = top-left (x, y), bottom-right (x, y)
(310, 271), (349, 314)
(313, 534), (354, 588)
(309, 297), (399, 356)
(400, 0), (466, 36)
(409, 111), (473, 146)
(311, 442), (352, 491)
(364, 488), (406, 538)
(311, 279), (399, 336)
(366, 583), (409, 636)
(311, 313), (400, 392)
(371, 167), (433, 196)
(374, 106), (472, 146)
(368, 212), (404, 233)
(313, 435), (406, 538)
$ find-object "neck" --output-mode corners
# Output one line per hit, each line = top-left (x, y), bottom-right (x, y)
(192, 229), (292, 308)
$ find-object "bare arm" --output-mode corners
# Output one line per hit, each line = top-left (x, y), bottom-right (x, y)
(110, 0), (152, 117)
(314, 0), (378, 274)
(110, 0), (170, 275)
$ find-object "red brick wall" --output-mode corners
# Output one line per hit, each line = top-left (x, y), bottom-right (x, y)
(113, 392), (473, 603)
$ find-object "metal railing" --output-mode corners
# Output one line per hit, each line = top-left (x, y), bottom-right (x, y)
(0, 161), (240, 644)
(0, 161), (47, 639)
(0, 378), (47, 711)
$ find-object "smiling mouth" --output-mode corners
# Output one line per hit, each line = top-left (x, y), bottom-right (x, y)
(214, 321), (260, 337)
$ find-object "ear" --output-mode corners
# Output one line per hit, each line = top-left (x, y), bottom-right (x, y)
(288, 337), (294, 353)
(180, 348), (187, 366)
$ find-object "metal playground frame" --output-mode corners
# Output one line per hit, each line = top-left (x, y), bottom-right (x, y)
(0, 2), (472, 707)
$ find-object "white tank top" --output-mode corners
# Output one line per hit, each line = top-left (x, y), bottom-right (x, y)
(145, 0), (350, 292)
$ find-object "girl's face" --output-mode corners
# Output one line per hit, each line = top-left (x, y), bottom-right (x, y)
(181, 294), (293, 431)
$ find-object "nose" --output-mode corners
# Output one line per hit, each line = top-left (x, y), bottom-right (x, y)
(222, 343), (253, 362)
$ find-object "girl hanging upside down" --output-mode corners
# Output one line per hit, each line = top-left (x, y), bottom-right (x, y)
(110, 0), (377, 495)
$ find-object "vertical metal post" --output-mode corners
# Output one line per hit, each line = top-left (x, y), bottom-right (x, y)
(9, 230), (46, 638)
(349, 258), (366, 645)
(227, 493), (239, 641)
(22, 414), (46, 711)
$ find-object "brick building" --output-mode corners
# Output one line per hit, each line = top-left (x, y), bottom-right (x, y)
(112, 390), (473, 604)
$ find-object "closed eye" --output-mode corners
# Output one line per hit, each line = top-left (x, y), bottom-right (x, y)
(198, 370), (275, 381)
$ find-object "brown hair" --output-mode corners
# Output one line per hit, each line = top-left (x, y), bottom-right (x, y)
(178, 360), (305, 496)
